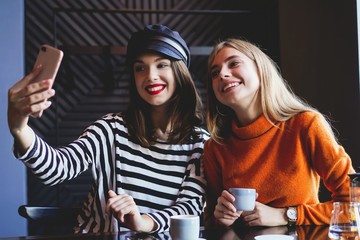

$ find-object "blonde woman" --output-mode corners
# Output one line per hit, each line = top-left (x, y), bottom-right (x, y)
(203, 38), (355, 229)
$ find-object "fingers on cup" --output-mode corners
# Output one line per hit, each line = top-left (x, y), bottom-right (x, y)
(229, 188), (256, 212)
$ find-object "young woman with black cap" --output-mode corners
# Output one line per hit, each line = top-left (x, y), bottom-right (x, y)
(7, 24), (209, 233)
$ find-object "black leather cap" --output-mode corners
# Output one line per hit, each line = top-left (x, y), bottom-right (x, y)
(127, 24), (191, 67)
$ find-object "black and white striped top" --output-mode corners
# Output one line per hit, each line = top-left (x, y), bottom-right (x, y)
(18, 113), (209, 233)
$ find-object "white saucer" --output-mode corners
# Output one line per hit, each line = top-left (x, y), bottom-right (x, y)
(254, 234), (294, 240)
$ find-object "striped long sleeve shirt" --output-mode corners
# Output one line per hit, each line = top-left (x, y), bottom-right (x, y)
(17, 113), (209, 233)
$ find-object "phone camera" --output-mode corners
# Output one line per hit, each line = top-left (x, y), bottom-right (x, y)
(41, 46), (47, 52)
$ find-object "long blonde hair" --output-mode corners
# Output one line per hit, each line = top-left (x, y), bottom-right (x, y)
(206, 38), (336, 143)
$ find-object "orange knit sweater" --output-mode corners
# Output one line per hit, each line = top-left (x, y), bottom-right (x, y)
(204, 112), (354, 227)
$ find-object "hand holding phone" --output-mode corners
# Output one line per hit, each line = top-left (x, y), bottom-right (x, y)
(31, 44), (63, 117)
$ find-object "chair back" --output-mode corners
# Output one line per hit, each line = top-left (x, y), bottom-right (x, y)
(18, 205), (81, 235)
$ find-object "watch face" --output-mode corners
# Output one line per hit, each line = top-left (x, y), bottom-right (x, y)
(287, 208), (297, 219)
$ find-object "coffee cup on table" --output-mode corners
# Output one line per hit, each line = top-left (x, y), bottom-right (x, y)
(170, 215), (200, 240)
(229, 188), (256, 211)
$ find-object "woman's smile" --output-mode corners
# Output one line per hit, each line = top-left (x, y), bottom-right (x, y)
(222, 81), (242, 92)
(146, 84), (166, 95)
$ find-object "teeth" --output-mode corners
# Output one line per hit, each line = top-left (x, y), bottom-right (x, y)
(148, 86), (163, 92)
(223, 82), (240, 92)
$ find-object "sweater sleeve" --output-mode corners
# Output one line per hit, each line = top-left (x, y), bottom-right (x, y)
(297, 113), (355, 224)
(146, 139), (207, 233)
(14, 117), (115, 187)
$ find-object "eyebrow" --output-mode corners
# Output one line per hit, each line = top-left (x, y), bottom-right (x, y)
(210, 55), (240, 71)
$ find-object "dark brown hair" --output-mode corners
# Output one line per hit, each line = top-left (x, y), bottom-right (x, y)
(124, 60), (204, 146)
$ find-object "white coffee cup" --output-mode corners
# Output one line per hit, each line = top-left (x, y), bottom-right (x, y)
(229, 188), (256, 211)
(170, 215), (200, 240)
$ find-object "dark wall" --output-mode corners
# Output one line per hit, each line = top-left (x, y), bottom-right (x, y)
(279, 0), (360, 169)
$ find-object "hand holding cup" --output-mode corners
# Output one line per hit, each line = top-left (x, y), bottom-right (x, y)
(229, 188), (256, 211)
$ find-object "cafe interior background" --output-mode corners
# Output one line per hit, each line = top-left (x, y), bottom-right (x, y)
(1, 0), (359, 237)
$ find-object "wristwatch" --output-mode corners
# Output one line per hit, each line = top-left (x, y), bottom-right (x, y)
(286, 207), (297, 226)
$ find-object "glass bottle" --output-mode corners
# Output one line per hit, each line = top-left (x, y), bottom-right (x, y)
(349, 173), (360, 203)
(328, 202), (360, 239)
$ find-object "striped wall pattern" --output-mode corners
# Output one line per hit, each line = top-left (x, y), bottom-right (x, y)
(24, 0), (279, 234)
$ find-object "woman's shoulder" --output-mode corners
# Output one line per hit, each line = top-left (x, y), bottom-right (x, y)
(101, 112), (124, 119)
(99, 112), (126, 123)
(289, 111), (328, 130)
(88, 112), (128, 130)
(292, 111), (322, 122)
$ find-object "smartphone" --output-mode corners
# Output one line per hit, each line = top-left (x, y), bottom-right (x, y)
(32, 44), (64, 83)
(31, 45), (63, 117)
